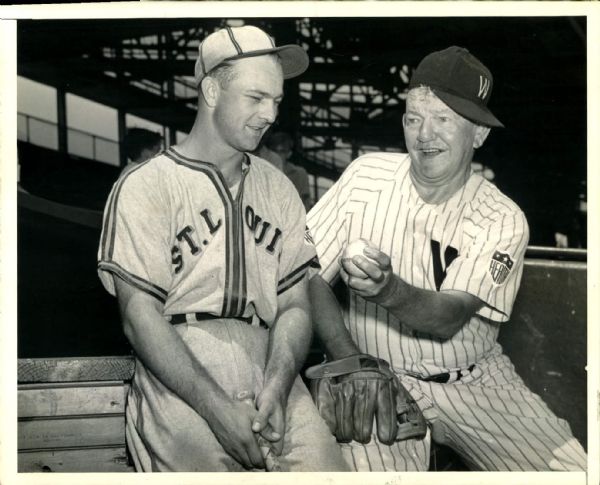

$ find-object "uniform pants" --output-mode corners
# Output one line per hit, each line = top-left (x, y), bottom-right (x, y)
(125, 319), (349, 472)
(339, 349), (587, 471)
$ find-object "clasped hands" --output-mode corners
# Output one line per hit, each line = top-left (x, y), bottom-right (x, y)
(209, 384), (285, 470)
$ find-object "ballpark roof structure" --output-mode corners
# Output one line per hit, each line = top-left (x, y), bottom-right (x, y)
(17, 16), (587, 236)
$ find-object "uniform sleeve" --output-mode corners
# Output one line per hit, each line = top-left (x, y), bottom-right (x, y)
(441, 210), (529, 322)
(305, 164), (355, 284)
(97, 169), (172, 303)
(275, 187), (317, 296)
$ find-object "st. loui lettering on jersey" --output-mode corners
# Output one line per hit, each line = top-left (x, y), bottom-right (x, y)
(98, 147), (313, 326)
(171, 205), (283, 274)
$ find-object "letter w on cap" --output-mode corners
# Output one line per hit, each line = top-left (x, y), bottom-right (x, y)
(478, 75), (490, 99)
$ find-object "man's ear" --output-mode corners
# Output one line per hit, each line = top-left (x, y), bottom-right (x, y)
(473, 125), (491, 149)
(199, 76), (220, 108)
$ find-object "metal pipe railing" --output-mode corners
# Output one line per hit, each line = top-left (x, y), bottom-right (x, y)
(18, 112), (118, 164)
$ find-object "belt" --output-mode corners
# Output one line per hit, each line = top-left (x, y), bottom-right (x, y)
(418, 364), (476, 384)
(168, 312), (268, 329)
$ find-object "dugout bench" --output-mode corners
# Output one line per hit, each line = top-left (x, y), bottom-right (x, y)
(17, 247), (587, 472)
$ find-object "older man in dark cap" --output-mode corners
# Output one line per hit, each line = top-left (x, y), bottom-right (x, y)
(306, 46), (587, 471)
(98, 25), (348, 472)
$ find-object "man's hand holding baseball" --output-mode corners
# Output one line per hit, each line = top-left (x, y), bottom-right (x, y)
(340, 245), (399, 305)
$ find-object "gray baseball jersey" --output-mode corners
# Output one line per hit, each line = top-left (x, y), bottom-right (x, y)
(96, 148), (351, 471)
(99, 147), (315, 325)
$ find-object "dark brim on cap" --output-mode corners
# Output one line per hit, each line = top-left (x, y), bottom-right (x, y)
(431, 88), (504, 128)
(224, 44), (309, 80)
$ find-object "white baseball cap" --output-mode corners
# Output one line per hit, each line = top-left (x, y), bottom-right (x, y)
(194, 25), (309, 86)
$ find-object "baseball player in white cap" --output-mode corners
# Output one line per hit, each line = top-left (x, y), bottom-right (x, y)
(306, 46), (587, 471)
(98, 25), (348, 472)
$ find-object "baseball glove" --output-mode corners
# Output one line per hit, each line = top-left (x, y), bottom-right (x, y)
(305, 354), (427, 445)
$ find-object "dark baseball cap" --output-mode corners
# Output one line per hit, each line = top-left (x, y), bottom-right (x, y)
(194, 26), (309, 86)
(408, 46), (503, 128)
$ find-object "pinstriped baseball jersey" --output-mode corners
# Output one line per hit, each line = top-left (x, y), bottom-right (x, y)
(98, 147), (316, 326)
(307, 152), (529, 376)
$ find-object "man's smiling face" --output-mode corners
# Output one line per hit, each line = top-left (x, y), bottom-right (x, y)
(403, 86), (488, 190)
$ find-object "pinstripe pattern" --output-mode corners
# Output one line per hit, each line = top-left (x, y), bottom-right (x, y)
(307, 153), (527, 375)
(307, 152), (586, 471)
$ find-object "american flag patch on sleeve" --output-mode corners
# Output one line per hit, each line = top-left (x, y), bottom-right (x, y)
(489, 250), (514, 285)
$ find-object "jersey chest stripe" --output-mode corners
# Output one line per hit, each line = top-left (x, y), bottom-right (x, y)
(165, 149), (240, 318)
(230, 169), (252, 317)
(231, 184), (248, 317)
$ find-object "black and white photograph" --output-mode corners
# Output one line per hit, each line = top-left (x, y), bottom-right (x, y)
(1, 3), (598, 484)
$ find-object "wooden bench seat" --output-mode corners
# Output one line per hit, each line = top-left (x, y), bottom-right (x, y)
(17, 357), (135, 473)
(17, 248), (587, 472)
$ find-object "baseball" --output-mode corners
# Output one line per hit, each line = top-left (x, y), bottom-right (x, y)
(343, 238), (372, 260)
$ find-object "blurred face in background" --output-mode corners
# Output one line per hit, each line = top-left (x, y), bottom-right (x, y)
(271, 139), (293, 162)
(138, 140), (162, 162)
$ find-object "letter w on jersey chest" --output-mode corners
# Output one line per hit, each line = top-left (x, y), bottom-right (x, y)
(430, 239), (459, 291)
